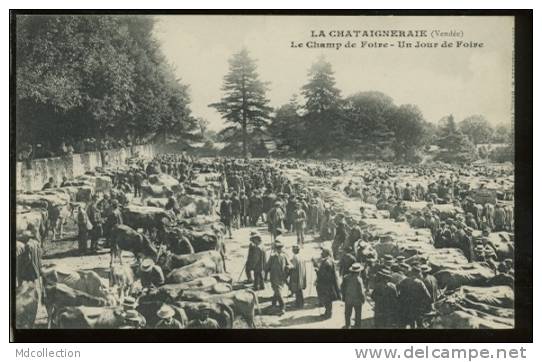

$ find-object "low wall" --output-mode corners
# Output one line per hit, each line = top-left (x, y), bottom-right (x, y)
(16, 144), (160, 192)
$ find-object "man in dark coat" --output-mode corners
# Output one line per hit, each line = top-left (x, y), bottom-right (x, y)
(288, 245), (306, 308)
(339, 245), (357, 277)
(396, 266), (432, 328)
(245, 231), (266, 290)
(266, 240), (291, 315)
(341, 263), (365, 329)
(421, 264), (439, 305)
(87, 195), (103, 252)
(315, 248), (341, 319)
(219, 194), (233, 239)
(371, 268), (398, 328)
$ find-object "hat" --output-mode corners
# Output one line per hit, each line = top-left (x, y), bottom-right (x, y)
(380, 234), (394, 242)
(474, 245), (485, 252)
(349, 263), (363, 273)
(124, 310), (141, 322)
(292, 245), (300, 251)
(157, 304), (175, 319)
(122, 296), (138, 310)
(111, 199), (119, 207)
(198, 303), (213, 312)
(420, 264), (432, 273)
(383, 254), (394, 262)
(399, 263), (411, 272)
(249, 231), (262, 241)
(377, 268), (392, 278)
(320, 248), (332, 258)
(274, 240), (284, 248)
(274, 201), (281, 206)
(395, 256), (406, 262)
(140, 258), (154, 272)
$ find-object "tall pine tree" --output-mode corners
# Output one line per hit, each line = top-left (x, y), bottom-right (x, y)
(301, 56), (343, 155)
(210, 49), (272, 158)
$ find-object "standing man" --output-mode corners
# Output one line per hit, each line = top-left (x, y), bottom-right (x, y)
(294, 202), (307, 246)
(231, 191), (241, 229)
(341, 263), (365, 329)
(315, 248), (341, 319)
(245, 231), (266, 290)
(371, 269), (399, 328)
(87, 195), (103, 253)
(288, 245), (306, 309)
(396, 266), (432, 328)
(267, 201), (285, 243)
(266, 240), (290, 316)
(76, 204), (92, 253)
(219, 194), (233, 239)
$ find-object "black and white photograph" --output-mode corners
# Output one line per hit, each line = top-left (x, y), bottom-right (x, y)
(9, 10), (532, 343)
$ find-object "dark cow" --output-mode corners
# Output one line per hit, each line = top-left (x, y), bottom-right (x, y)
(109, 224), (158, 265)
(16, 281), (39, 329)
(122, 205), (173, 234)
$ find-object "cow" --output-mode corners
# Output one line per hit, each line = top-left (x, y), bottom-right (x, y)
(179, 195), (212, 214)
(158, 250), (223, 275)
(15, 281), (39, 329)
(179, 289), (259, 328)
(42, 267), (117, 304)
(44, 283), (112, 328)
(109, 224), (158, 265)
(109, 264), (135, 301)
(52, 306), (126, 329)
(122, 205), (174, 235)
(145, 198), (168, 208)
(166, 257), (224, 284)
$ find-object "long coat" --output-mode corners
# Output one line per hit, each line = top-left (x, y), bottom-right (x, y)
(288, 254), (307, 293)
(246, 243), (267, 272)
(266, 252), (290, 288)
(316, 257), (340, 305)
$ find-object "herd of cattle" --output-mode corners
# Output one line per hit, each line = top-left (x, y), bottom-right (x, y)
(15, 158), (261, 329)
(282, 160), (515, 329)
(15, 155), (515, 329)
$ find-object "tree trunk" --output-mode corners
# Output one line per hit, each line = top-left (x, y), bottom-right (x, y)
(242, 120), (247, 159)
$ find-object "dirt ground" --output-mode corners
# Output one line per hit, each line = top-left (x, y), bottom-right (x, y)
(38, 217), (374, 329)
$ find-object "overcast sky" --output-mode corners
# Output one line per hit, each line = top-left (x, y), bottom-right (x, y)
(154, 15), (514, 131)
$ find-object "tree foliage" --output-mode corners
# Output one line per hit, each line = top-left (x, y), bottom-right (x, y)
(459, 115), (494, 145)
(16, 15), (196, 153)
(210, 49), (272, 158)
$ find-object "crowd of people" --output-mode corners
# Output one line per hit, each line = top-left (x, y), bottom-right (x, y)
(19, 153), (514, 329)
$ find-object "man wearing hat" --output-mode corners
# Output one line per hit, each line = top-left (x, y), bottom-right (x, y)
(315, 248), (341, 319)
(119, 296), (146, 329)
(420, 264), (439, 305)
(294, 202), (307, 246)
(340, 263), (365, 329)
(155, 304), (184, 329)
(219, 193), (233, 239)
(87, 194), (104, 253)
(245, 231), (267, 290)
(371, 268), (398, 328)
(288, 245), (306, 308)
(187, 304), (219, 329)
(396, 266), (432, 328)
(265, 239), (291, 315)
(267, 201), (285, 243)
(139, 258), (165, 289)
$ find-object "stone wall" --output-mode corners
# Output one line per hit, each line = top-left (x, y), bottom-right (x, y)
(16, 144), (159, 192)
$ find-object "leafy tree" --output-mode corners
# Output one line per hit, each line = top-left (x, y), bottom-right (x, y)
(388, 104), (428, 162)
(435, 115), (477, 163)
(493, 123), (513, 144)
(459, 115), (494, 145)
(268, 95), (304, 155)
(15, 15), (195, 155)
(342, 91), (396, 157)
(210, 49), (272, 158)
